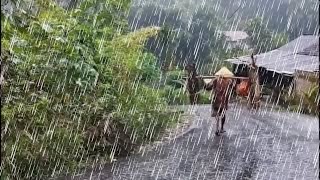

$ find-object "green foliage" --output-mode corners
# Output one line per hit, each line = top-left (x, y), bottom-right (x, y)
(129, 0), (315, 70)
(198, 91), (211, 104)
(165, 70), (185, 89)
(270, 32), (289, 49)
(245, 18), (289, 53)
(302, 84), (319, 115)
(164, 69), (210, 104)
(285, 84), (319, 116)
(137, 5), (226, 68)
(160, 86), (211, 105)
(245, 18), (271, 53)
(1, 0), (176, 179)
(161, 86), (187, 105)
(137, 53), (160, 82)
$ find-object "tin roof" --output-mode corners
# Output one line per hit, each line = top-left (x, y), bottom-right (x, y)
(225, 35), (319, 74)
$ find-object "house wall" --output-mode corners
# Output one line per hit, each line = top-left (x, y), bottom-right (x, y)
(294, 70), (319, 95)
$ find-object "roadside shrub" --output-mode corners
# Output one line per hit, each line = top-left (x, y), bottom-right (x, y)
(199, 91), (212, 104)
(165, 70), (185, 89)
(1, 0), (178, 179)
(136, 53), (161, 83)
(160, 86), (187, 105)
(301, 84), (319, 115)
(160, 86), (212, 105)
(286, 84), (319, 115)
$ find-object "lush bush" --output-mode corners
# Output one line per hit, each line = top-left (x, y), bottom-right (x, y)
(135, 52), (161, 83)
(161, 86), (187, 105)
(162, 69), (211, 105)
(1, 0), (179, 179)
(165, 70), (185, 89)
(299, 84), (319, 115)
(245, 17), (289, 54)
(161, 86), (211, 105)
(198, 91), (212, 104)
(285, 84), (319, 115)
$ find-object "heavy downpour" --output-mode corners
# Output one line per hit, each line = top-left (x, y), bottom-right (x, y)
(1, 0), (319, 179)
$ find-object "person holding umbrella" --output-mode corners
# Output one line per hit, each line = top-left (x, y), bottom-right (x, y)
(205, 67), (236, 136)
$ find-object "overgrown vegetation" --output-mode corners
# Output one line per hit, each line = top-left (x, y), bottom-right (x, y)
(161, 85), (211, 105)
(161, 69), (211, 105)
(165, 70), (184, 89)
(245, 18), (289, 54)
(1, 0), (180, 179)
(285, 84), (319, 116)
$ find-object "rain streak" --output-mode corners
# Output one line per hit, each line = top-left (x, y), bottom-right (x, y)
(1, 0), (319, 180)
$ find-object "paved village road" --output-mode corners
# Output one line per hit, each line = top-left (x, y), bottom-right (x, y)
(60, 104), (319, 180)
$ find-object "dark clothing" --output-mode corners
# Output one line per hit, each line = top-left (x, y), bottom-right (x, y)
(221, 114), (226, 130)
(206, 78), (234, 134)
(189, 93), (199, 105)
(211, 106), (226, 117)
(186, 74), (204, 105)
(187, 77), (201, 94)
(205, 78), (234, 110)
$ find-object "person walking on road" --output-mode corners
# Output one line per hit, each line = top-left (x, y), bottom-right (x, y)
(205, 67), (235, 136)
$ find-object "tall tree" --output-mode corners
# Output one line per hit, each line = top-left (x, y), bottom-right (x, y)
(245, 18), (288, 54)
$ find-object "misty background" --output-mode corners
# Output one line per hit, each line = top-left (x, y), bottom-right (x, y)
(2, 0), (318, 71)
(126, 0), (318, 72)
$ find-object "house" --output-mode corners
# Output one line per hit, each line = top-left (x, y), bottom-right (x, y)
(224, 35), (319, 96)
(221, 31), (250, 50)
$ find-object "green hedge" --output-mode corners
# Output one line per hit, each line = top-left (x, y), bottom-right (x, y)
(160, 86), (211, 105)
(165, 70), (185, 89)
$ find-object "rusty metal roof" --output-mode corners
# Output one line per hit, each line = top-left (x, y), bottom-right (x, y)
(225, 35), (319, 74)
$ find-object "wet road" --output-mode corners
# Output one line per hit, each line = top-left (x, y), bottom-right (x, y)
(61, 104), (319, 180)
